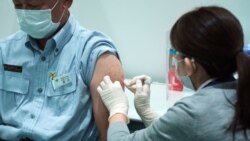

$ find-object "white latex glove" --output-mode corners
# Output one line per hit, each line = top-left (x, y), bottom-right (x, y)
(97, 75), (129, 122)
(124, 75), (159, 127)
(124, 75), (152, 93)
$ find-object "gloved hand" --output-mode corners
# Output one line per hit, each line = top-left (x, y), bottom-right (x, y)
(124, 75), (159, 127)
(97, 75), (129, 123)
(124, 75), (152, 93)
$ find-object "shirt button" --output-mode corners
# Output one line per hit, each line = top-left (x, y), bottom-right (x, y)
(20, 137), (34, 141)
(41, 56), (46, 61)
(30, 114), (35, 119)
(37, 88), (43, 93)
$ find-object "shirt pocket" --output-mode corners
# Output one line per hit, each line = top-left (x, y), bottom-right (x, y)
(0, 74), (29, 108)
(47, 73), (77, 96)
(46, 73), (77, 116)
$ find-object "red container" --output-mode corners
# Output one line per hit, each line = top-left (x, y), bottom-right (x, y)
(168, 68), (183, 91)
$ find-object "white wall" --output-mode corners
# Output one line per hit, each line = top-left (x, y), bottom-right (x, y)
(0, 0), (249, 83)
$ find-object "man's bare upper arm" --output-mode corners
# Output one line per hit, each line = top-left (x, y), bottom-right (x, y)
(90, 52), (124, 141)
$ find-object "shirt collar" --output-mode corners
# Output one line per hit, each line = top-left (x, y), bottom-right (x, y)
(197, 75), (235, 92)
(197, 78), (217, 92)
(53, 14), (75, 55)
(25, 35), (39, 51)
(25, 14), (75, 54)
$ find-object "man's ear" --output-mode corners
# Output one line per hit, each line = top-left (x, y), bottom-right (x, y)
(184, 58), (196, 76)
(63, 0), (73, 9)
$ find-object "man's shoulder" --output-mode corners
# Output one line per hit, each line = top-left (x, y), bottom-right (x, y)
(76, 27), (112, 42)
(72, 21), (112, 43)
(0, 31), (26, 46)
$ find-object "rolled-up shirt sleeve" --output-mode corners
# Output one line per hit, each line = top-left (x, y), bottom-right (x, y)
(80, 31), (119, 86)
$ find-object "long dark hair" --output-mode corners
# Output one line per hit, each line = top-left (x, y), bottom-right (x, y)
(170, 6), (250, 140)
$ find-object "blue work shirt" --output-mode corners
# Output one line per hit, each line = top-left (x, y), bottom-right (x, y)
(0, 14), (118, 141)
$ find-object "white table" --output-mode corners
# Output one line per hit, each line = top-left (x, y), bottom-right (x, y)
(126, 82), (195, 121)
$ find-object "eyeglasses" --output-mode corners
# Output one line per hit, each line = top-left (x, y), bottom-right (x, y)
(168, 47), (186, 56)
(168, 47), (184, 67)
(172, 57), (184, 67)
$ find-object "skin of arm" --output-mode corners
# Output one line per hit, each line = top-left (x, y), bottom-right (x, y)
(90, 53), (124, 141)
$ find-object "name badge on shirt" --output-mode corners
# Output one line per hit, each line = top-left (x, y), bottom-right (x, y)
(51, 73), (72, 90)
(3, 64), (22, 73)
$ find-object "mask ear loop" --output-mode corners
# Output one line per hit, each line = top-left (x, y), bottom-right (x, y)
(183, 57), (196, 76)
(58, 8), (66, 22)
(51, 0), (66, 24)
(191, 58), (196, 70)
(51, 0), (60, 10)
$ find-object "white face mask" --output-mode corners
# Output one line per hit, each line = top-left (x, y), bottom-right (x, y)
(172, 57), (195, 90)
(178, 75), (195, 90)
(15, 0), (65, 39)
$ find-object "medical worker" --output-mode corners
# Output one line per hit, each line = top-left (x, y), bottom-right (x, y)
(97, 6), (250, 141)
